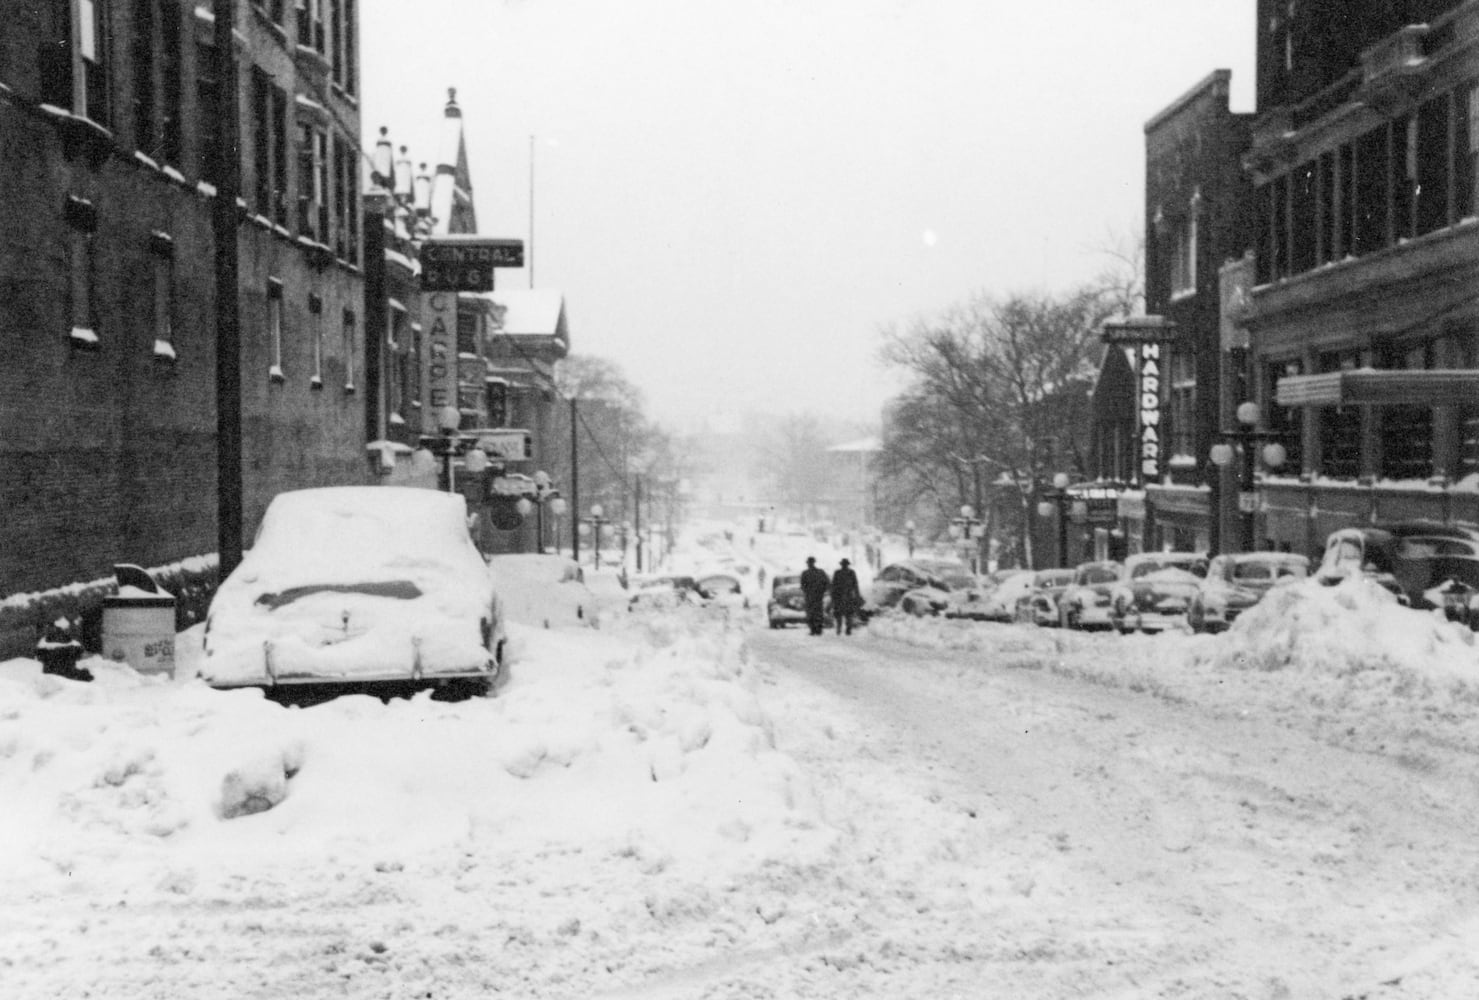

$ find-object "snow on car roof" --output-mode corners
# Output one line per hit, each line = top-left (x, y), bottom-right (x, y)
(236, 487), (484, 590)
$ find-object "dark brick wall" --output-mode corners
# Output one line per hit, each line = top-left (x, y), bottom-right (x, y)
(0, 0), (369, 603)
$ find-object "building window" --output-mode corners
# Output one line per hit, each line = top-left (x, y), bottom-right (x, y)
(298, 124), (327, 240)
(1266, 359), (1303, 474)
(65, 196), (99, 349)
(296, 0), (324, 53)
(1353, 125), (1388, 258)
(308, 293), (324, 388)
(77, 0), (109, 125)
(1318, 351), (1361, 480)
(150, 231), (175, 361)
(1414, 93), (1450, 237)
(328, 0), (343, 86)
(40, 0), (111, 124)
(409, 321), (423, 405)
(1169, 202), (1197, 298)
(332, 134), (349, 259)
(343, 0), (356, 95)
(342, 308), (356, 392)
(196, 37), (218, 183)
(1377, 341), (1433, 481)
(250, 71), (289, 223)
(267, 278), (284, 380)
(1458, 84), (1476, 222)
(388, 302), (406, 423)
(136, 0), (186, 167)
(1290, 162), (1316, 274)
(1168, 350), (1196, 461)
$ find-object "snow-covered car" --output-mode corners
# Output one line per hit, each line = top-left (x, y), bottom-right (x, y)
(868, 559), (972, 613)
(1109, 552), (1209, 633)
(200, 487), (506, 695)
(766, 573), (831, 628)
(696, 572), (750, 609)
(1012, 569), (1075, 626)
(1187, 552), (1309, 633)
(1056, 561), (1124, 630)
(969, 569), (1037, 623)
(1316, 527), (1410, 603)
(1369, 521), (1479, 625)
(627, 574), (704, 611)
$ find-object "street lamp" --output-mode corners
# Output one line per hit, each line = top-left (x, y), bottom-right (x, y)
(420, 405), (489, 494)
(949, 504), (985, 573)
(580, 504), (610, 568)
(1209, 401), (1287, 553)
(1035, 472), (1076, 569)
(905, 520), (916, 558)
(517, 470), (560, 554)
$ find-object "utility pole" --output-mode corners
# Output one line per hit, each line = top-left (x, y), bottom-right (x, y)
(569, 397), (579, 564)
(213, 0), (243, 576)
(634, 474), (643, 573)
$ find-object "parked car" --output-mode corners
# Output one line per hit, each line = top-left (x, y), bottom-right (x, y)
(1013, 569), (1076, 626)
(1057, 561), (1125, 630)
(766, 573), (831, 628)
(867, 559), (973, 613)
(1317, 522), (1479, 619)
(200, 487), (506, 697)
(1187, 552), (1309, 633)
(1109, 552), (1209, 633)
(968, 569), (1038, 622)
(628, 574), (704, 611)
(696, 572), (750, 609)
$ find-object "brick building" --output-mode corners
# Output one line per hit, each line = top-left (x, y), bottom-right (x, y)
(1244, 0), (1479, 554)
(0, 0), (365, 643)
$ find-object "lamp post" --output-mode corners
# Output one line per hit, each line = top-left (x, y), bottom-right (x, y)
(1209, 401), (1288, 553)
(580, 504), (610, 568)
(948, 504), (985, 573)
(421, 405), (489, 494)
(905, 520), (916, 558)
(1035, 472), (1075, 569)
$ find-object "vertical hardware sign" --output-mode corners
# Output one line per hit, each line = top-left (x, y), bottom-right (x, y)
(424, 291), (455, 420)
(1138, 343), (1162, 482)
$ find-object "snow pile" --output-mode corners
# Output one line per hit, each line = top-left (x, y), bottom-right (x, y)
(1214, 574), (1478, 679)
(0, 616), (824, 890)
(488, 552), (598, 627)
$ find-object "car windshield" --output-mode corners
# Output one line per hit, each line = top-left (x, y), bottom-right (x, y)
(1037, 571), (1073, 587)
(1132, 558), (1206, 579)
(1234, 559), (1307, 582)
(774, 575), (801, 591)
(1080, 566), (1119, 585)
(939, 571), (977, 590)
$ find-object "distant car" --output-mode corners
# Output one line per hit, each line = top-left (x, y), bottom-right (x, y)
(628, 574), (704, 611)
(868, 559), (973, 612)
(1187, 552), (1309, 633)
(1057, 561), (1125, 630)
(696, 572), (750, 609)
(766, 573), (830, 628)
(1109, 552), (1209, 633)
(200, 486), (506, 697)
(1013, 569), (1076, 626)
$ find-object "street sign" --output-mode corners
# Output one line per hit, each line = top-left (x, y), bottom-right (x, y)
(420, 237), (525, 291)
(475, 429), (534, 462)
(1238, 490), (1258, 513)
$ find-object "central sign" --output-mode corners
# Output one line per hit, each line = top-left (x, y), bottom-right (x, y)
(420, 237), (525, 291)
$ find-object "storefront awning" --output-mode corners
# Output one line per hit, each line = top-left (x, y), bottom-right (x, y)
(1276, 369), (1479, 407)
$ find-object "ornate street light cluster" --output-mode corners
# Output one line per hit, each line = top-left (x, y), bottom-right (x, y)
(1209, 401), (1288, 551)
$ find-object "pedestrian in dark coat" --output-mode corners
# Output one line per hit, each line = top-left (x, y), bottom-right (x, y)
(831, 558), (862, 635)
(799, 557), (831, 636)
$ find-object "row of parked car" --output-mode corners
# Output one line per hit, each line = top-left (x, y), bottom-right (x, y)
(862, 518), (1479, 635)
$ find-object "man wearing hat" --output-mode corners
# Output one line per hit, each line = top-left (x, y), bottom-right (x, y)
(799, 556), (831, 636)
(831, 558), (862, 635)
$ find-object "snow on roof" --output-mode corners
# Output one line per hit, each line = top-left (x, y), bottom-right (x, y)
(481, 289), (567, 336)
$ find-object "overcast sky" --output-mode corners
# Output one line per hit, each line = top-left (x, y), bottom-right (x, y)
(360, 0), (1255, 430)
